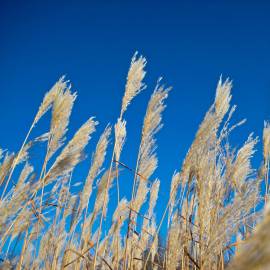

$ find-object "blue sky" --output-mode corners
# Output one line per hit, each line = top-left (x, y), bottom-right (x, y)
(0, 1), (270, 234)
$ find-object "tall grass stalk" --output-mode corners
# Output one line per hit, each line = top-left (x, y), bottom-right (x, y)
(0, 54), (268, 270)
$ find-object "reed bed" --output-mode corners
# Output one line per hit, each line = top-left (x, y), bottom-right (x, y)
(0, 53), (269, 270)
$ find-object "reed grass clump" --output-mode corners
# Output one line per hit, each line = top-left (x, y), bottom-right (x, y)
(0, 53), (268, 270)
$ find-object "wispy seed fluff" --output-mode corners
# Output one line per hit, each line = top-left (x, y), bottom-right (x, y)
(47, 85), (77, 160)
(0, 152), (15, 185)
(263, 121), (270, 162)
(134, 81), (170, 213)
(120, 52), (147, 117)
(148, 179), (160, 218)
(230, 134), (258, 190)
(169, 172), (180, 220)
(34, 76), (67, 125)
(112, 198), (129, 223)
(114, 118), (127, 162)
(16, 162), (33, 191)
(181, 78), (232, 183)
(80, 125), (111, 211)
(94, 169), (117, 218)
(215, 77), (232, 118)
(228, 201), (270, 270)
(45, 117), (98, 184)
(138, 79), (171, 179)
(0, 148), (3, 160)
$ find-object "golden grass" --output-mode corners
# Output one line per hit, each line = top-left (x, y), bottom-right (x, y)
(0, 53), (269, 270)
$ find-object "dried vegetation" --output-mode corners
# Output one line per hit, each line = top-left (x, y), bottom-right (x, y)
(0, 53), (269, 270)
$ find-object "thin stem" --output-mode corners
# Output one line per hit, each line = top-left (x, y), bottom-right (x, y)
(115, 168), (120, 270)
(16, 225), (30, 270)
(143, 183), (177, 270)
(264, 159), (269, 205)
(93, 150), (115, 269)
(34, 135), (52, 260)
(123, 150), (141, 270)
(1, 122), (35, 200)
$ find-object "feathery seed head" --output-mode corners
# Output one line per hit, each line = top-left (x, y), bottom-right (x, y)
(48, 87), (77, 159)
(45, 117), (98, 183)
(34, 76), (67, 124)
(114, 118), (127, 162)
(80, 125), (111, 210)
(263, 121), (270, 162)
(148, 179), (160, 217)
(120, 52), (147, 117)
(215, 77), (232, 119)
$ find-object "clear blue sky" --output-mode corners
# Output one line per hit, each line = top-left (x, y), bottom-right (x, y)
(0, 1), (269, 233)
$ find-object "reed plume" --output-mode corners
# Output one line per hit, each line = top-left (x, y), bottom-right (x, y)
(120, 52), (147, 118)
(0, 55), (267, 270)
